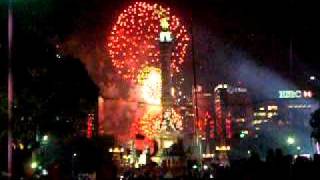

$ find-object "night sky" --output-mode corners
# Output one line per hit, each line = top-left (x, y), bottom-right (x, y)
(1, 0), (320, 98)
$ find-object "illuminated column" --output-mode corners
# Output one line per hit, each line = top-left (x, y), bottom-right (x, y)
(98, 96), (105, 135)
(214, 92), (223, 144)
(225, 112), (232, 139)
(87, 114), (94, 138)
(159, 16), (174, 130)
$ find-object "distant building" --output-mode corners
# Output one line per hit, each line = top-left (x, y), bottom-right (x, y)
(251, 89), (318, 154)
(252, 89), (317, 132)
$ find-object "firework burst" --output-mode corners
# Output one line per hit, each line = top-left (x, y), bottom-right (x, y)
(137, 66), (162, 105)
(107, 1), (189, 80)
(138, 106), (183, 139)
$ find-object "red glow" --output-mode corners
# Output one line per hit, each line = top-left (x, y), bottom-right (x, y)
(107, 1), (189, 81)
(226, 112), (232, 139)
(98, 97), (105, 135)
(130, 106), (183, 139)
(208, 113), (215, 139)
(198, 111), (211, 137)
(215, 94), (223, 138)
(87, 114), (94, 138)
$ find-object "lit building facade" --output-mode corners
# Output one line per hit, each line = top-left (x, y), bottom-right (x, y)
(251, 89), (318, 154)
(211, 84), (254, 156)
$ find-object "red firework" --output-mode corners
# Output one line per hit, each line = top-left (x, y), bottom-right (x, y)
(107, 1), (189, 80)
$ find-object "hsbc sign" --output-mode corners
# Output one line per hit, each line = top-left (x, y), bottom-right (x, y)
(279, 90), (313, 99)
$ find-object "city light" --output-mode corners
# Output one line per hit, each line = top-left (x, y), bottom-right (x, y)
(43, 135), (48, 142)
(287, 136), (295, 145)
(202, 153), (214, 158)
(18, 143), (24, 150)
(108, 147), (125, 153)
(310, 76), (316, 80)
(31, 161), (38, 169)
(278, 90), (313, 99)
(240, 133), (245, 138)
(216, 146), (231, 151)
(42, 169), (48, 176)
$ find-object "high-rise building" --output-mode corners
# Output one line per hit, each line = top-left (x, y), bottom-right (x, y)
(213, 84), (232, 149)
(194, 85), (214, 154)
(213, 84), (253, 153)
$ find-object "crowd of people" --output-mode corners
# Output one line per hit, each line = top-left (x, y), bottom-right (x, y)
(120, 149), (320, 180)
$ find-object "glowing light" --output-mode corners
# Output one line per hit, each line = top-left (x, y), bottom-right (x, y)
(43, 135), (48, 142)
(214, 93), (223, 137)
(18, 143), (24, 150)
(31, 161), (38, 169)
(138, 67), (162, 105)
(107, 2), (189, 80)
(209, 114), (215, 139)
(287, 136), (295, 145)
(163, 140), (174, 148)
(87, 114), (94, 138)
(267, 105), (278, 111)
(160, 31), (173, 42)
(42, 169), (48, 176)
(171, 87), (175, 96)
(215, 146), (231, 151)
(160, 17), (170, 30)
(226, 112), (232, 139)
(279, 90), (313, 99)
(310, 76), (316, 80)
